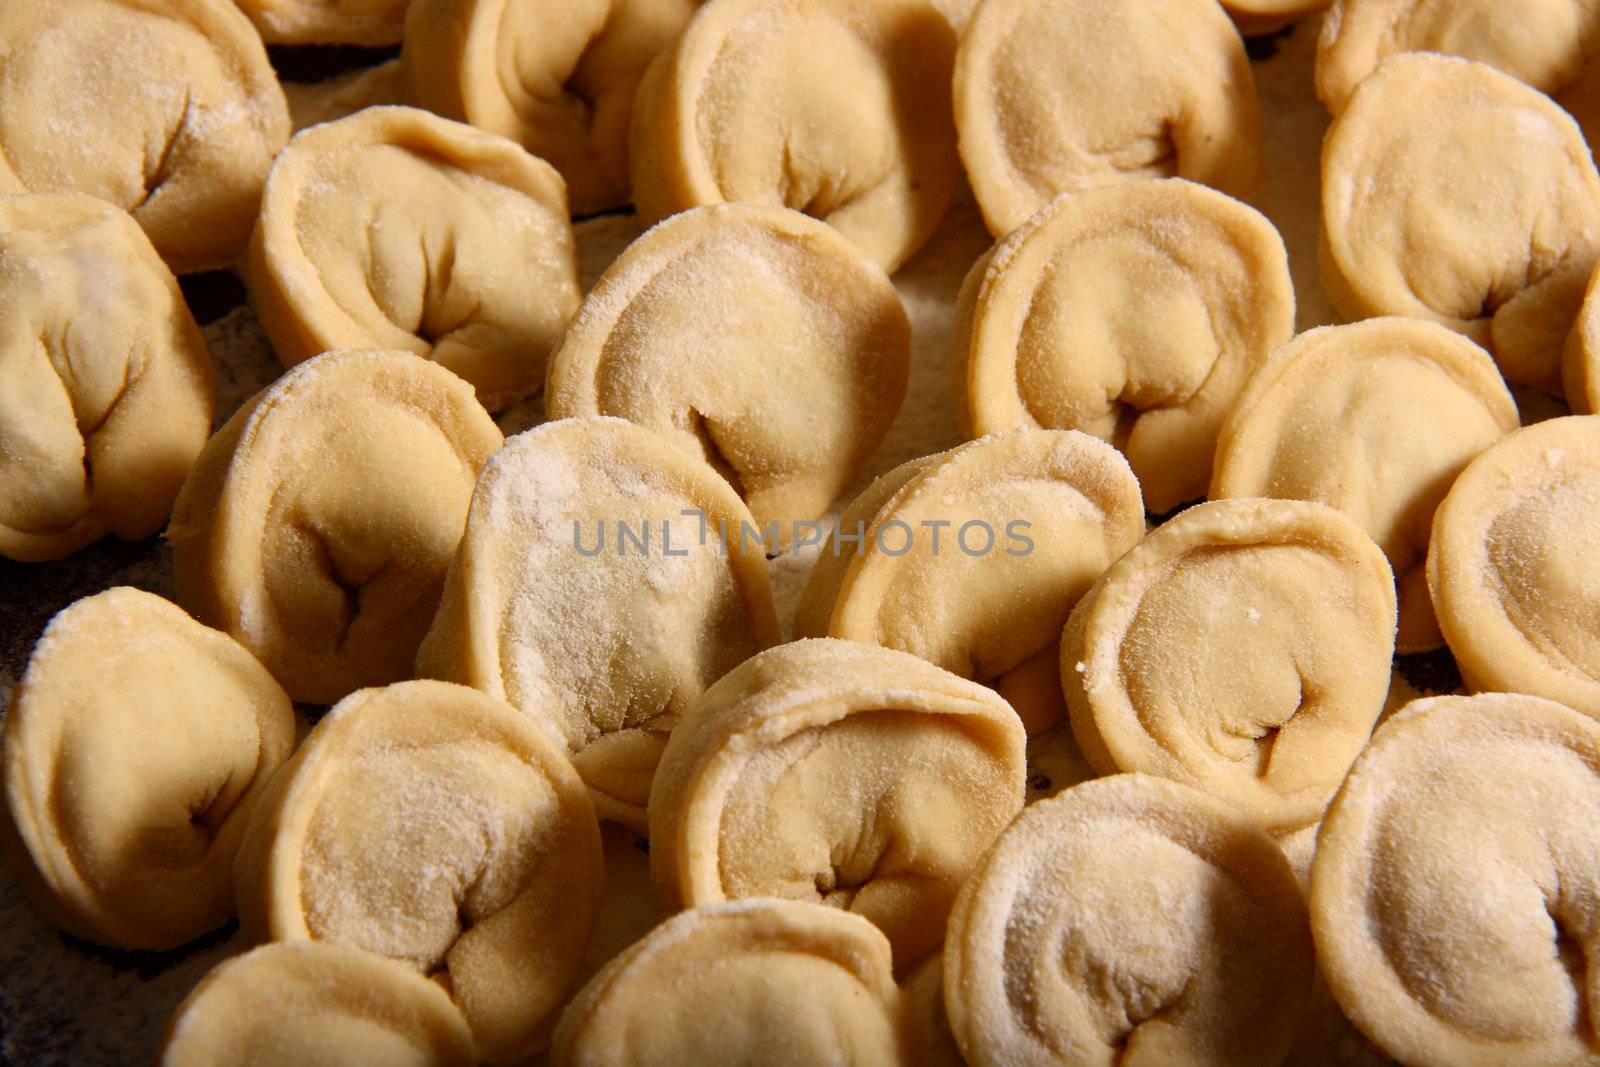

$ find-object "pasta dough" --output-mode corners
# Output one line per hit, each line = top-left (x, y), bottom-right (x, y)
(627, 0), (959, 272)
(648, 638), (1026, 966)
(1564, 264), (1600, 414)
(0, 193), (213, 562)
(943, 773), (1314, 1067)
(1320, 53), (1600, 390)
(169, 348), (503, 705)
(234, 679), (604, 1065)
(1213, 318), (1519, 652)
(1311, 692), (1600, 1067)
(1428, 415), (1600, 717)
(161, 942), (477, 1067)
(953, 0), (1262, 236)
(1062, 498), (1397, 833)
(546, 203), (910, 532)
(416, 416), (780, 831)
(402, 0), (700, 215)
(955, 179), (1293, 512)
(1222, 0), (1332, 36)
(0, 0), (289, 273)
(233, 0), (406, 44)
(248, 106), (580, 410)
(2, 587), (295, 950)
(901, 954), (965, 1067)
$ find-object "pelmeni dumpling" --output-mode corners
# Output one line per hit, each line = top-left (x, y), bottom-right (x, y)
(169, 348), (504, 705)
(1564, 264), (1600, 414)
(417, 416), (780, 831)
(628, 0), (959, 272)
(944, 773), (1315, 1067)
(2, 588), (296, 950)
(1222, 0), (1332, 35)
(954, 0), (1261, 236)
(0, 194), (213, 562)
(0, 0), (289, 273)
(648, 639), (1026, 967)
(233, 0), (407, 44)
(248, 106), (580, 410)
(955, 180), (1293, 512)
(234, 680), (604, 1065)
(900, 954), (965, 1067)
(546, 204), (910, 532)
(1321, 54), (1600, 390)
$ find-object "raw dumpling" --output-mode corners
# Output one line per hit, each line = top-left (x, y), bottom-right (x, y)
(546, 203), (910, 532)
(944, 773), (1314, 1067)
(0, 193), (213, 562)
(627, 0), (959, 272)
(248, 106), (581, 410)
(953, 0), (1261, 236)
(416, 416), (780, 831)
(1212, 318), (1518, 652)
(233, 0), (407, 44)
(2, 588), (295, 950)
(233, 679), (604, 1065)
(955, 179), (1293, 512)
(169, 348), (504, 704)
(1062, 498), (1398, 833)
(900, 954), (966, 1067)
(285, 60), (408, 132)
(1320, 53), (1600, 390)
(0, 0), (289, 273)
(1564, 263), (1600, 414)
(402, 0), (701, 215)
(1221, 0), (1332, 36)
(648, 638), (1026, 967)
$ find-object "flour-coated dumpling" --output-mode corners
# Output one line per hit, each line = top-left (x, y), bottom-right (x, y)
(248, 106), (580, 410)
(628, 0), (959, 272)
(169, 348), (503, 705)
(234, 0), (407, 44)
(0, 0), (289, 273)
(2, 588), (296, 951)
(1564, 263), (1600, 414)
(648, 639), (1025, 967)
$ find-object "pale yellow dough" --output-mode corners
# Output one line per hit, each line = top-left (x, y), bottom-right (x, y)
(285, 60), (408, 132)
(416, 416), (780, 832)
(955, 179), (1293, 512)
(1213, 318), (1519, 652)
(1565, 263), (1600, 413)
(1321, 53), (1600, 390)
(169, 348), (503, 705)
(627, 0), (959, 272)
(1063, 498), (1397, 833)
(1224, 0), (1332, 37)
(546, 203), (910, 532)
(1428, 415), (1600, 718)
(248, 106), (581, 410)
(0, 0), (289, 273)
(0, 193), (213, 563)
(1311, 692), (1600, 1067)
(953, 0), (1262, 236)
(161, 941), (477, 1067)
(2, 588), (295, 950)
(901, 954), (965, 1067)
(944, 773), (1314, 1067)
(648, 638), (1026, 968)
(234, 679), (604, 1065)
(235, 0), (407, 44)
(403, 0), (701, 215)
(552, 899), (906, 1066)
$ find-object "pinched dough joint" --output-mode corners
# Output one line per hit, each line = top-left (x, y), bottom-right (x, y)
(954, 0), (1262, 237)
(1311, 692), (1600, 1067)
(2, 588), (296, 951)
(648, 638), (1026, 968)
(0, 194), (214, 563)
(627, 0), (960, 273)
(944, 773), (1315, 1067)
(1321, 53), (1600, 391)
(552, 899), (906, 1066)
(416, 416), (781, 833)
(1213, 318), (1519, 653)
(248, 106), (581, 411)
(161, 941), (477, 1067)
(0, 0), (289, 274)
(1429, 415), (1600, 718)
(547, 203), (910, 534)
(233, 679), (605, 1066)
(955, 179), (1293, 513)
(403, 0), (701, 216)
(169, 348), (504, 705)
(1063, 498), (1398, 834)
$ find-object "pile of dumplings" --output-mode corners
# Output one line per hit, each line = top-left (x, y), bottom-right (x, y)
(5, 0), (1600, 1064)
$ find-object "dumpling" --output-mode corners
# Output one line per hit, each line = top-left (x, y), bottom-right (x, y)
(1221, 0), (1332, 36)
(1564, 263), (1600, 414)
(233, 0), (407, 45)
